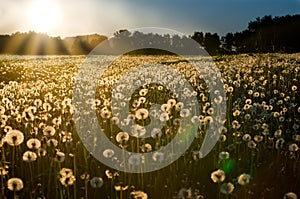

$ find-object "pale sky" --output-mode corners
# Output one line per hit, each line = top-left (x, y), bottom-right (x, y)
(0, 0), (299, 37)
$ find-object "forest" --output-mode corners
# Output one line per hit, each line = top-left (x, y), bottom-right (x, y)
(0, 14), (299, 55)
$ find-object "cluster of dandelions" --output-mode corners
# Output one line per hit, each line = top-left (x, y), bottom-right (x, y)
(0, 53), (299, 198)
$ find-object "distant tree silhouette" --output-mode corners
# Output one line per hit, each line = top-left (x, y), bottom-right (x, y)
(0, 14), (299, 55)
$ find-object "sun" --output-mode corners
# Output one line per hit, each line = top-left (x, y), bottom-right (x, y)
(27, 0), (61, 33)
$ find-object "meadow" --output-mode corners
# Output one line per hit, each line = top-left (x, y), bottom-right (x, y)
(0, 53), (299, 199)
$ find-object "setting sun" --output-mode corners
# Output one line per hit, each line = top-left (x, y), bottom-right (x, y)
(27, 0), (61, 33)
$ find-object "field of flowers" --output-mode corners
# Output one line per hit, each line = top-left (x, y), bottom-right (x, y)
(0, 53), (299, 199)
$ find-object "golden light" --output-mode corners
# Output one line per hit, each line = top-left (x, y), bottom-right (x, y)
(27, 0), (61, 33)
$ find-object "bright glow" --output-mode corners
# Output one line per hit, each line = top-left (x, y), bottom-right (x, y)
(27, 0), (61, 33)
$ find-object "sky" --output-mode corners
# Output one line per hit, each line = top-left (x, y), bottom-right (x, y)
(0, 0), (299, 37)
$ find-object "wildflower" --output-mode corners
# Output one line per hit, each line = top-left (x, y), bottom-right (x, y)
(43, 126), (56, 137)
(105, 169), (119, 179)
(284, 192), (297, 199)
(211, 169), (225, 183)
(151, 128), (162, 138)
(242, 134), (251, 142)
(128, 154), (142, 166)
(219, 151), (230, 160)
(288, 143), (299, 152)
(60, 168), (73, 177)
(167, 99), (176, 107)
(5, 129), (24, 146)
(159, 112), (169, 122)
(22, 151), (38, 162)
(131, 190), (148, 199)
(254, 135), (263, 143)
(237, 173), (251, 185)
(103, 149), (115, 158)
(220, 182), (234, 194)
(180, 108), (190, 118)
(135, 108), (149, 120)
(60, 175), (76, 187)
(131, 124), (146, 137)
(291, 85), (297, 91)
(141, 143), (152, 152)
(55, 151), (66, 162)
(0, 166), (9, 176)
(47, 139), (58, 148)
(247, 141), (257, 149)
(114, 185), (129, 191)
(7, 178), (24, 191)
(275, 138), (285, 150)
(152, 152), (164, 162)
(175, 102), (184, 111)
(90, 177), (103, 188)
(139, 88), (148, 96)
(116, 132), (129, 144)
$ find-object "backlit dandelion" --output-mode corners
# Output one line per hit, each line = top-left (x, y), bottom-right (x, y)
(90, 177), (103, 188)
(5, 129), (24, 146)
(237, 173), (251, 185)
(211, 169), (225, 183)
(135, 108), (149, 120)
(220, 182), (234, 194)
(131, 190), (148, 199)
(284, 192), (298, 199)
(43, 126), (56, 137)
(22, 151), (38, 162)
(103, 149), (115, 158)
(7, 177), (24, 191)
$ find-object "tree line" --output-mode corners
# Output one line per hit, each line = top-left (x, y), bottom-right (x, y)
(0, 14), (299, 55)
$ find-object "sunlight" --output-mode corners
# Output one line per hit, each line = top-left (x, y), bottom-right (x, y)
(27, 0), (61, 33)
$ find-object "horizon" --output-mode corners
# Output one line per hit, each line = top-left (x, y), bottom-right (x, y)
(0, 0), (299, 38)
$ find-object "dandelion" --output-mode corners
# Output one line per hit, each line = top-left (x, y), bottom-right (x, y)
(0, 166), (9, 176)
(211, 169), (225, 183)
(47, 138), (59, 148)
(55, 151), (66, 162)
(43, 126), (56, 137)
(7, 177), (24, 191)
(131, 190), (148, 199)
(90, 177), (103, 188)
(60, 175), (76, 187)
(141, 143), (152, 152)
(288, 143), (299, 152)
(159, 112), (169, 122)
(275, 138), (285, 150)
(139, 88), (148, 96)
(220, 182), (234, 194)
(128, 154), (142, 166)
(167, 99), (176, 107)
(114, 185), (129, 191)
(247, 141), (257, 149)
(135, 108), (149, 120)
(103, 149), (115, 158)
(219, 151), (230, 160)
(151, 128), (162, 138)
(175, 102), (184, 111)
(254, 135), (263, 143)
(152, 152), (164, 162)
(131, 124), (146, 137)
(22, 151), (38, 162)
(242, 134), (251, 142)
(180, 108), (190, 118)
(284, 192), (297, 199)
(60, 168), (73, 177)
(5, 129), (24, 146)
(116, 132), (129, 144)
(237, 173), (251, 185)
(26, 138), (41, 149)
(227, 86), (234, 93)
(291, 85), (297, 91)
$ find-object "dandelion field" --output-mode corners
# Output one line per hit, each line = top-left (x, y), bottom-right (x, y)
(0, 53), (299, 199)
